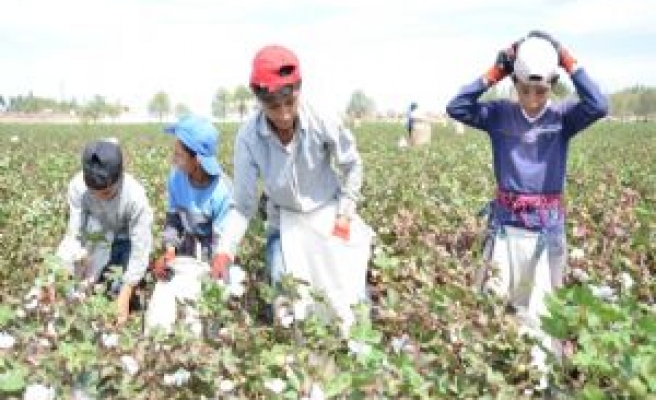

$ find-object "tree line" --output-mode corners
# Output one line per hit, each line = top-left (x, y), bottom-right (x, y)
(2, 85), (655, 121)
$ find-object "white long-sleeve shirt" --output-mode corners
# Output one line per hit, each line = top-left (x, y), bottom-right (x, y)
(58, 171), (153, 285)
(221, 99), (363, 256)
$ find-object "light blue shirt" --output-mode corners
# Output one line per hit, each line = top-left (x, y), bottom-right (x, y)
(164, 167), (234, 256)
(222, 99), (363, 256)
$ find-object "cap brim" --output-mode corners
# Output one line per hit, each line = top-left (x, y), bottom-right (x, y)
(197, 155), (220, 176)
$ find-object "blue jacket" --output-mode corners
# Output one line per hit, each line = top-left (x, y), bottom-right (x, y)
(446, 68), (608, 228)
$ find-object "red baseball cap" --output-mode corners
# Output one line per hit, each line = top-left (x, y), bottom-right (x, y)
(250, 45), (301, 95)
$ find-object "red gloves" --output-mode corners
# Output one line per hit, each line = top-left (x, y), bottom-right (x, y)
(332, 218), (351, 241)
(211, 253), (231, 281)
(527, 30), (577, 74)
(153, 247), (175, 280)
(484, 39), (522, 85)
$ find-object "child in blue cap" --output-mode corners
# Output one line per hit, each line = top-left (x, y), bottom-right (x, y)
(152, 115), (235, 280)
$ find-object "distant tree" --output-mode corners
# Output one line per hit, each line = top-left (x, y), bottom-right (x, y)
(233, 85), (253, 121)
(609, 85), (656, 117)
(148, 91), (171, 121)
(0, 95), (5, 111)
(81, 95), (116, 123)
(212, 88), (231, 120)
(552, 80), (573, 99)
(346, 90), (376, 118)
(105, 102), (125, 122)
(175, 103), (191, 117)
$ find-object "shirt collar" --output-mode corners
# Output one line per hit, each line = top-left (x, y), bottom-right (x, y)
(521, 99), (552, 123)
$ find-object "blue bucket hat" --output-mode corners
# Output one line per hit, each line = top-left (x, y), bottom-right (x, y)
(164, 115), (221, 176)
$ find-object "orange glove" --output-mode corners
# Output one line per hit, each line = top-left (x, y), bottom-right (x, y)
(211, 253), (231, 281)
(332, 218), (351, 241)
(484, 40), (522, 85)
(152, 247), (175, 281)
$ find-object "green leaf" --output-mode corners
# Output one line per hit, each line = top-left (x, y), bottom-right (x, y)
(324, 373), (352, 397)
(579, 383), (605, 400)
(0, 366), (27, 392)
(0, 304), (14, 328)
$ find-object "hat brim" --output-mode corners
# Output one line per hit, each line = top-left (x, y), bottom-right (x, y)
(197, 154), (220, 176)
(164, 126), (201, 155)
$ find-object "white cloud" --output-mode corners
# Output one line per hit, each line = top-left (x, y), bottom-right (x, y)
(1, 0), (654, 115)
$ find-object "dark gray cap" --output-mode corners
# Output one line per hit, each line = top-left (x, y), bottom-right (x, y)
(82, 140), (123, 190)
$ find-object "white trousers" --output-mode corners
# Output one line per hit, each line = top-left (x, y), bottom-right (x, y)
(477, 226), (567, 378)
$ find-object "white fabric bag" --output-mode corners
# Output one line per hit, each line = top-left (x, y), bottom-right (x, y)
(145, 256), (209, 336)
(280, 201), (374, 336)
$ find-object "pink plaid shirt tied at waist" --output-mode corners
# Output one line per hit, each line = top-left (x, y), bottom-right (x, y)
(495, 188), (564, 228)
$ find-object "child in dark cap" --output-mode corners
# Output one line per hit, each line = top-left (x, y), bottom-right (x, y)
(56, 139), (153, 325)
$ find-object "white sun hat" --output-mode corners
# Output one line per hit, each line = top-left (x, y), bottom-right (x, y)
(513, 36), (559, 87)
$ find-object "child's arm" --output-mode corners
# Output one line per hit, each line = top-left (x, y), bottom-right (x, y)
(562, 68), (609, 137)
(214, 134), (260, 268)
(123, 192), (153, 287)
(162, 171), (183, 250)
(446, 78), (497, 131)
(323, 117), (363, 221)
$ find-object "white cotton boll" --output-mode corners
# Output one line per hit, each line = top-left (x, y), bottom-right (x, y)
(571, 268), (590, 282)
(391, 335), (408, 354)
(219, 379), (235, 393)
(590, 285), (616, 301)
(67, 289), (86, 301)
(120, 355), (139, 376)
(46, 321), (56, 337)
(25, 298), (39, 310)
(16, 308), (26, 319)
(309, 383), (326, 400)
(292, 299), (309, 322)
(228, 283), (245, 298)
(163, 374), (176, 386)
(275, 303), (294, 328)
(570, 247), (585, 261)
(348, 340), (371, 357)
(263, 378), (286, 394)
(25, 287), (40, 300)
(72, 387), (93, 400)
(172, 369), (190, 386)
(0, 332), (16, 349)
(101, 333), (118, 348)
(10, 136), (19, 143)
(280, 314), (294, 328)
(23, 383), (55, 400)
(620, 272), (634, 291)
(228, 265), (246, 286)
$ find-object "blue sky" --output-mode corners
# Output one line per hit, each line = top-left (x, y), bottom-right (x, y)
(2, 0), (655, 116)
